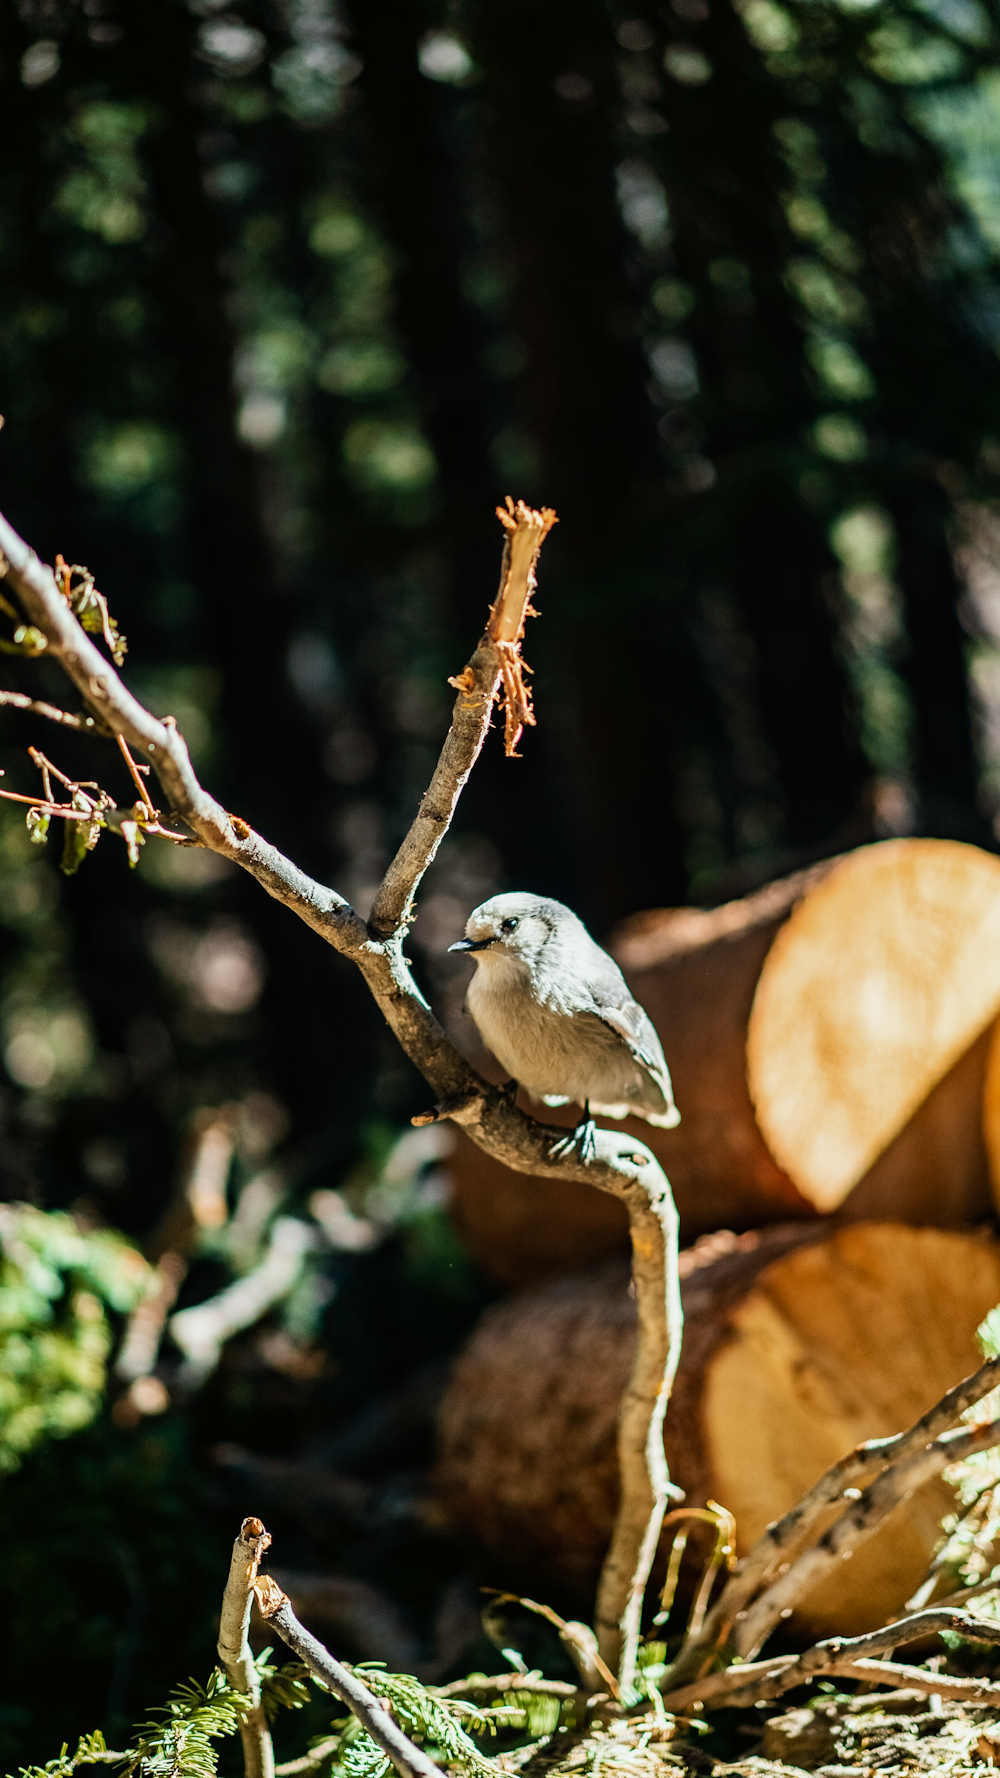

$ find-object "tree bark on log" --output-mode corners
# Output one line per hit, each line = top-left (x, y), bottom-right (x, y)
(434, 1221), (1000, 1635)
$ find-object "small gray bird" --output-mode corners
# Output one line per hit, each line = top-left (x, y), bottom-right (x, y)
(448, 892), (680, 1136)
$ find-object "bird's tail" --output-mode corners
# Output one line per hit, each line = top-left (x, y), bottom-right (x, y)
(644, 1103), (681, 1129)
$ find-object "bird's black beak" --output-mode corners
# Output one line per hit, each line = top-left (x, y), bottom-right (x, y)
(448, 936), (495, 953)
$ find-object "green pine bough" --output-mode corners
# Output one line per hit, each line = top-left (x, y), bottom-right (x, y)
(10, 1644), (584, 1778)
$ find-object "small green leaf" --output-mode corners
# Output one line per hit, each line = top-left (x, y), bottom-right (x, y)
(60, 821), (89, 876)
(26, 808), (50, 846)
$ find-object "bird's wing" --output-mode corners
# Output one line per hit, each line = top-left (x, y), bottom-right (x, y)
(597, 996), (667, 1075)
(588, 972), (678, 1112)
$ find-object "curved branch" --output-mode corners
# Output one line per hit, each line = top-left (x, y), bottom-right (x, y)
(607, 1182), (683, 1692)
(0, 499), (679, 1671)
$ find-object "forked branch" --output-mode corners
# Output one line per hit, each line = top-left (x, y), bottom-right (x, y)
(217, 1517), (275, 1778)
(0, 499), (680, 1675)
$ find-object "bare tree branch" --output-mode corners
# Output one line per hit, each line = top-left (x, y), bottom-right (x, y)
(217, 1517), (276, 1778)
(665, 1353), (1000, 1688)
(0, 500), (679, 1670)
(251, 1573), (442, 1778)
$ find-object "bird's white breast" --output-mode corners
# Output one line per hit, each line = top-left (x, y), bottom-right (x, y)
(466, 955), (634, 1103)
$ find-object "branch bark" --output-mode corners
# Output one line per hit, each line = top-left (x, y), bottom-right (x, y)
(0, 499), (679, 1672)
(612, 1183), (683, 1694)
(217, 1517), (275, 1778)
(664, 1352), (1000, 1688)
(251, 1575), (442, 1778)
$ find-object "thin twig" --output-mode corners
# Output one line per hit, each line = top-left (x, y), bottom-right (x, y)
(665, 1352), (1000, 1687)
(687, 1504), (737, 1640)
(0, 687), (95, 729)
(117, 731), (157, 814)
(922, 1574), (1000, 1612)
(367, 499), (554, 937)
(252, 1574), (442, 1778)
(218, 1517), (275, 1778)
(654, 1529), (689, 1627)
(432, 1677), (581, 1700)
(274, 1739), (340, 1776)
(483, 1592), (619, 1697)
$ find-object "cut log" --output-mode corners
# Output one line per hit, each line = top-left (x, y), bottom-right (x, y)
(434, 1222), (1000, 1637)
(747, 838), (1000, 1212)
(446, 842), (1000, 1285)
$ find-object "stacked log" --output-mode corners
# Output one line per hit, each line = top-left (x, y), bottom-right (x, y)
(434, 1222), (1000, 1636)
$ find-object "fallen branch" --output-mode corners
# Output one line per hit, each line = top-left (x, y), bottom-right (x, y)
(170, 1216), (315, 1384)
(274, 1739), (340, 1776)
(115, 1109), (239, 1404)
(432, 1677), (581, 1700)
(661, 1603), (1000, 1713)
(251, 1573), (442, 1778)
(734, 1414), (1000, 1658)
(218, 1517), (276, 1778)
(665, 1351), (1000, 1686)
(0, 499), (680, 1672)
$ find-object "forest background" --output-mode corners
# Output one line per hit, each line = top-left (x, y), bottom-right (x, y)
(4, 0), (1000, 1763)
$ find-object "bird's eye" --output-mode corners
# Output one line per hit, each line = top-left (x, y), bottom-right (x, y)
(500, 916), (519, 934)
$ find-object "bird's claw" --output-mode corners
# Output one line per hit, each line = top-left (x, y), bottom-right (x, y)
(550, 1115), (598, 1164)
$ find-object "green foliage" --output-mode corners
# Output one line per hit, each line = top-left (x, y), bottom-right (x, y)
(122, 1671), (250, 1778)
(10, 1653), (563, 1778)
(11, 1662), (312, 1778)
(14, 1729), (121, 1778)
(0, 1204), (153, 1471)
(0, 1413), (224, 1768)
(256, 1651), (312, 1722)
(321, 1666), (511, 1778)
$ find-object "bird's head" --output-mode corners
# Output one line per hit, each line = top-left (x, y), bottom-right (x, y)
(448, 892), (562, 972)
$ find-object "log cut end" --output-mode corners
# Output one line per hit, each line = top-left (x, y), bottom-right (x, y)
(748, 839), (1000, 1212)
(435, 1222), (1000, 1636)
